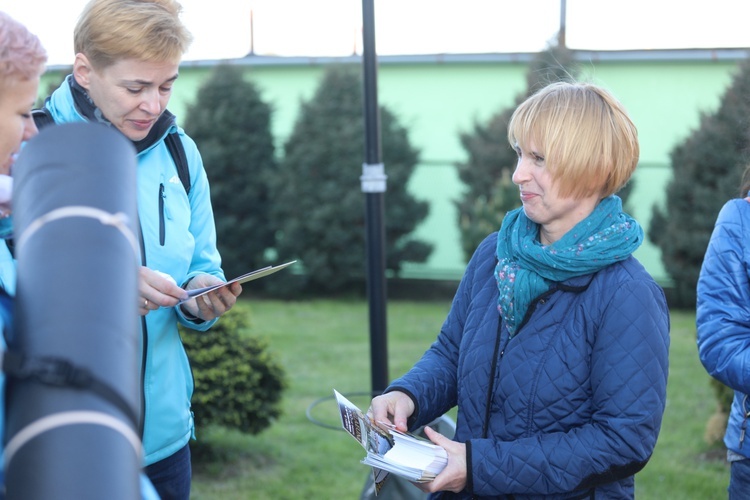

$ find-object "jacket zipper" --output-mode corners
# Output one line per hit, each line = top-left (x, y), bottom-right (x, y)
(158, 183), (165, 246)
(482, 289), (555, 436)
(482, 315), (507, 438)
(138, 217), (148, 438)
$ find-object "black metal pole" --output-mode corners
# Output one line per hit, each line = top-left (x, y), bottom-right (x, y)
(360, 0), (388, 395)
(558, 0), (567, 48)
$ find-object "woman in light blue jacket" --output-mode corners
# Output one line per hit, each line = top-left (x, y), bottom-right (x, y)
(697, 165), (750, 499)
(0, 10), (46, 498)
(39, 1), (242, 498)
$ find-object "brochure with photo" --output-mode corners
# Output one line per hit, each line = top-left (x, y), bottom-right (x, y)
(334, 389), (447, 494)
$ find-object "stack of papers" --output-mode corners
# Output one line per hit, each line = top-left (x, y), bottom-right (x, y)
(334, 389), (447, 493)
(362, 423), (447, 481)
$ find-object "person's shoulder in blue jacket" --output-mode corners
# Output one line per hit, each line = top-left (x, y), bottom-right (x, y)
(697, 177), (750, 496)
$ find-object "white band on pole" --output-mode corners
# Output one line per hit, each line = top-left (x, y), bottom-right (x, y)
(4, 410), (142, 467)
(16, 206), (138, 258)
(360, 163), (387, 193)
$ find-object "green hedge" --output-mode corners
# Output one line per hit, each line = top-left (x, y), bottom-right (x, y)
(180, 303), (287, 435)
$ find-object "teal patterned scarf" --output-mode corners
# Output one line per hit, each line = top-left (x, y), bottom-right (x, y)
(495, 195), (643, 336)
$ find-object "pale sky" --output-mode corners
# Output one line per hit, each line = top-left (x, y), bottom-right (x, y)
(2, 0), (750, 66)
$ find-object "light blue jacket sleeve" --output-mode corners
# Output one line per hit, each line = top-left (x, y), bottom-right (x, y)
(172, 131), (223, 330)
(140, 473), (160, 499)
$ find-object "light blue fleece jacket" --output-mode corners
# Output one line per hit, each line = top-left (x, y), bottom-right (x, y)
(44, 78), (225, 466)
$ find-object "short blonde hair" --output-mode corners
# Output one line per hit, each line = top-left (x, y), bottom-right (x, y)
(74, 0), (193, 69)
(0, 11), (46, 83)
(508, 81), (639, 199)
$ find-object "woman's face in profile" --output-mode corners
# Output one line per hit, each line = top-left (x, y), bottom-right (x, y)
(0, 75), (39, 176)
(512, 139), (600, 245)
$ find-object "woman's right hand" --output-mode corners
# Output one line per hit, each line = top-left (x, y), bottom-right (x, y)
(139, 266), (188, 316)
(368, 391), (415, 433)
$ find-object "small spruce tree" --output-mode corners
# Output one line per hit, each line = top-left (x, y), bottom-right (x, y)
(650, 56), (750, 308)
(180, 303), (286, 437)
(268, 66), (431, 294)
(184, 64), (276, 281)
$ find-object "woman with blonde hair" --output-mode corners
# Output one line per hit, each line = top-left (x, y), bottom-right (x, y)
(368, 81), (670, 499)
(37, 1), (242, 497)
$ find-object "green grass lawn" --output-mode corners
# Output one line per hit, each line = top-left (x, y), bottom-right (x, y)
(190, 299), (729, 499)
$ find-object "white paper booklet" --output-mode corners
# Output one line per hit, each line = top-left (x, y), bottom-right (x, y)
(334, 389), (447, 493)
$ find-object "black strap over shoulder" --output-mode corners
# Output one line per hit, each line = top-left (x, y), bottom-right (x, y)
(32, 108), (55, 130)
(1, 350), (140, 428)
(165, 132), (191, 196)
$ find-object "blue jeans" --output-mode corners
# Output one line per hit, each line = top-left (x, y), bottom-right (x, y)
(729, 458), (750, 500)
(145, 444), (191, 500)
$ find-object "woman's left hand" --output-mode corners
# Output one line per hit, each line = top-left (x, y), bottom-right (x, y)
(180, 273), (242, 321)
(413, 425), (467, 494)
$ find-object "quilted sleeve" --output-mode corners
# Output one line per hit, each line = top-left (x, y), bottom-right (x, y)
(387, 308), (462, 428)
(470, 277), (670, 496)
(697, 200), (750, 393)
(388, 234), (497, 427)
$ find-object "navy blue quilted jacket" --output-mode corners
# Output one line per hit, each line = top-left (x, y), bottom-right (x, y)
(388, 233), (670, 499)
(697, 199), (750, 459)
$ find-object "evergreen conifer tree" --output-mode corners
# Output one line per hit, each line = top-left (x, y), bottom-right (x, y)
(184, 64), (276, 281)
(650, 57), (750, 307)
(268, 66), (431, 294)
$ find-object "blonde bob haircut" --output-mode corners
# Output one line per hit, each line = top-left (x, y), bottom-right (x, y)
(74, 0), (193, 70)
(508, 81), (639, 200)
